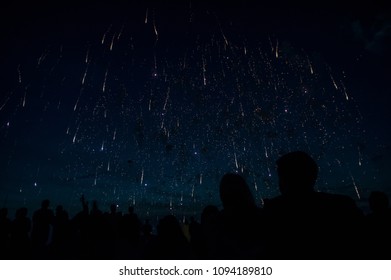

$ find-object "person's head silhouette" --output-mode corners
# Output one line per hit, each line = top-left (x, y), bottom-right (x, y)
(276, 151), (318, 196)
(219, 173), (255, 212)
(41, 199), (50, 209)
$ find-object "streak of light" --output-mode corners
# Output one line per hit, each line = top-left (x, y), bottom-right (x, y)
(341, 82), (349, 101)
(269, 36), (274, 53)
(82, 63), (89, 85)
(145, 8), (149, 24)
(153, 19), (158, 41)
(253, 175), (258, 191)
(330, 74), (338, 90)
(73, 96), (80, 111)
(221, 29), (229, 46)
(94, 167), (98, 186)
(73, 124), (80, 144)
(117, 24), (124, 40)
(17, 65), (22, 83)
(110, 33), (116, 51)
(0, 96), (11, 111)
(37, 51), (47, 66)
(183, 53), (187, 69)
(351, 174), (361, 200)
(202, 56), (207, 86)
(102, 69), (108, 92)
(216, 17), (229, 46)
(22, 88), (27, 107)
(140, 168), (144, 186)
(85, 48), (90, 63)
(307, 57), (314, 74)
(358, 146), (362, 166)
(163, 87), (170, 111)
(101, 25), (112, 44)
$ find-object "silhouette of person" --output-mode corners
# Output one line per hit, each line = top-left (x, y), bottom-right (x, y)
(188, 216), (202, 256)
(141, 219), (153, 238)
(121, 206), (141, 242)
(219, 173), (256, 214)
(118, 206), (142, 259)
(71, 195), (92, 259)
(365, 191), (391, 258)
(31, 199), (54, 258)
(0, 208), (11, 258)
(368, 191), (390, 215)
(198, 205), (219, 258)
(148, 215), (192, 259)
(263, 151), (363, 259)
(214, 173), (264, 259)
(51, 205), (70, 258)
(10, 207), (31, 259)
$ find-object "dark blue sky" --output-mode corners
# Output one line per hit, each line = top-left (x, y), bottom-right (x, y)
(1, 1), (390, 218)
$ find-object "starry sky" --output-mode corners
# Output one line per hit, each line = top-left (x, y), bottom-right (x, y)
(1, 0), (390, 219)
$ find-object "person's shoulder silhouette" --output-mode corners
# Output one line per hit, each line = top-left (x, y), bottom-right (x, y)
(265, 151), (360, 213)
(216, 173), (263, 259)
(10, 207), (31, 259)
(368, 191), (390, 217)
(0, 208), (11, 258)
(365, 191), (391, 258)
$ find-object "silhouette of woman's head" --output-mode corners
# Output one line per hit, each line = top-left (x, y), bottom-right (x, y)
(276, 151), (318, 196)
(219, 173), (255, 212)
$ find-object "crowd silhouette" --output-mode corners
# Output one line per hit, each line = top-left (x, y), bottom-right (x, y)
(1, 151), (390, 260)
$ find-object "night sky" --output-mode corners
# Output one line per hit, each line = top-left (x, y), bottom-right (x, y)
(1, 1), (390, 220)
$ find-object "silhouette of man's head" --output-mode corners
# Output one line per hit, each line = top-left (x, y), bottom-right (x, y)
(276, 151), (318, 196)
(219, 173), (255, 212)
